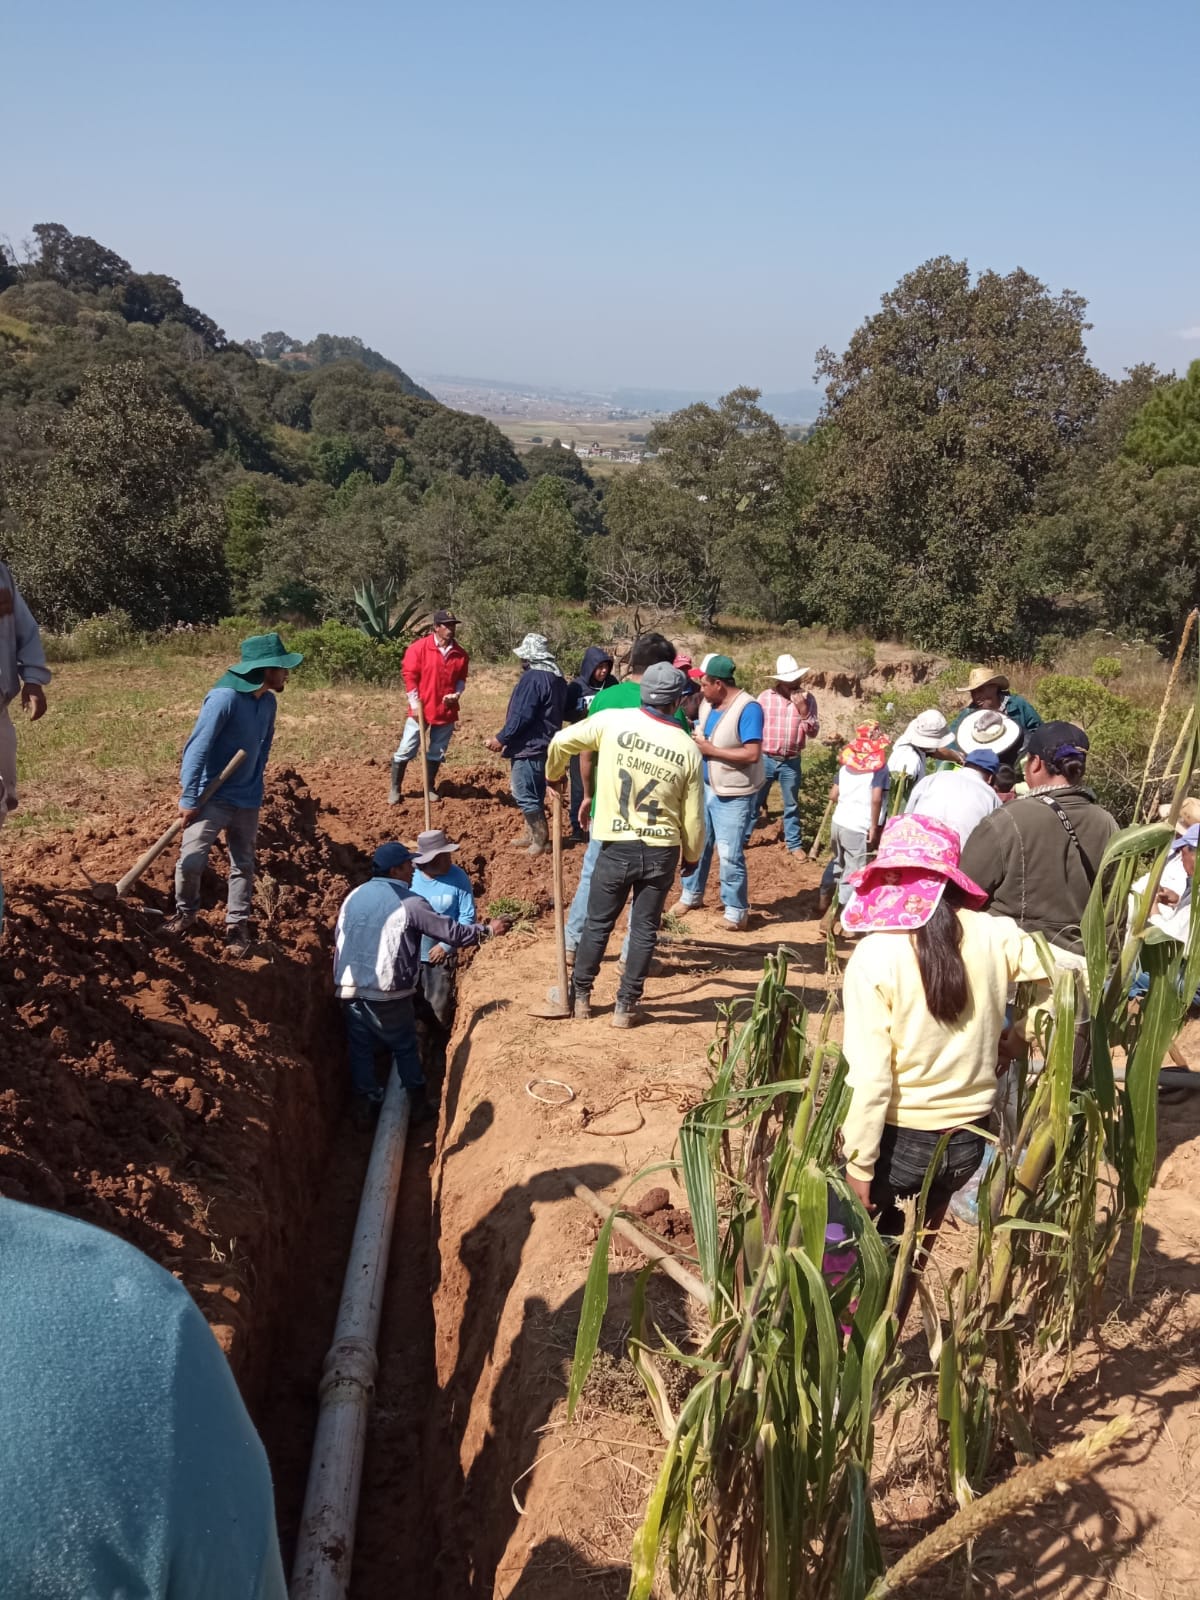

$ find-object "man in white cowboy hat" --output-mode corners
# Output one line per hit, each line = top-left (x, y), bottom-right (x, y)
(951, 668), (1041, 755)
(485, 633), (572, 857)
(408, 827), (476, 1073)
(164, 631), (304, 953)
(887, 709), (960, 784)
(751, 654), (819, 856)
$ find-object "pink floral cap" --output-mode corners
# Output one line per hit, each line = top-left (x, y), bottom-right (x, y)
(842, 813), (988, 933)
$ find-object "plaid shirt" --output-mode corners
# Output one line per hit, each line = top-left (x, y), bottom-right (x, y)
(757, 687), (819, 758)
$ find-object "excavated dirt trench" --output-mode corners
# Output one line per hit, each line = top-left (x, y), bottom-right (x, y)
(1, 758), (595, 1594)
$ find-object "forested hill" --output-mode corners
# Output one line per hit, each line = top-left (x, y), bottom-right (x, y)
(0, 222), (590, 631)
(2, 227), (1198, 661)
(245, 331), (435, 401)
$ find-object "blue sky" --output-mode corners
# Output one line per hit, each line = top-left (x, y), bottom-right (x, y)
(6, 0), (1198, 392)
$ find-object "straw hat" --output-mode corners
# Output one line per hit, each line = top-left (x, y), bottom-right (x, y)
(773, 654), (810, 684)
(842, 814), (988, 933)
(957, 666), (1010, 696)
(956, 708), (1021, 757)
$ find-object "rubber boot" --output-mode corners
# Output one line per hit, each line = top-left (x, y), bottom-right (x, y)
(509, 817), (533, 849)
(388, 759), (407, 806)
(425, 760), (440, 804)
(526, 811), (550, 856)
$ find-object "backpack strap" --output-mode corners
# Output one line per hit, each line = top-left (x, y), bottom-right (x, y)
(1040, 796), (1096, 886)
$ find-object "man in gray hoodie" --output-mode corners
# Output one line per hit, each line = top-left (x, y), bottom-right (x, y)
(0, 561), (51, 815)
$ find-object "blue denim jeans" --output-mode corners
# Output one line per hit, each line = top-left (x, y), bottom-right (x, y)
(174, 802), (260, 924)
(753, 754), (803, 852)
(510, 755), (547, 818)
(566, 835), (632, 960)
(342, 996), (424, 1099)
(680, 787), (754, 921)
(394, 718), (455, 763)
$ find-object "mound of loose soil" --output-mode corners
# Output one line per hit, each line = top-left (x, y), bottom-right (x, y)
(0, 770), (355, 1388)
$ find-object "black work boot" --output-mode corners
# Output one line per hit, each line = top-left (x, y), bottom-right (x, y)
(388, 758), (407, 805)
(425, 760), (441, 803)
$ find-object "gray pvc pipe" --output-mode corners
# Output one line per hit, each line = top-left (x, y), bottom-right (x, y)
(290, 1072), (413, 1599)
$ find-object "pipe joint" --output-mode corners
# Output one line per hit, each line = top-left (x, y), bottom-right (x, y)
(319, 1337), (379, 1400)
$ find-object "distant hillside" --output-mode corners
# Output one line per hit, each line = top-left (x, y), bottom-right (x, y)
(248, 331), (435, 401)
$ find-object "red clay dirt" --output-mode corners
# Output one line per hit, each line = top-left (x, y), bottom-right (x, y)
(3, 751), (1198, 1600)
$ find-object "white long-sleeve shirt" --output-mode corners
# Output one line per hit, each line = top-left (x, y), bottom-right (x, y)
(334, 878), (485, 1001)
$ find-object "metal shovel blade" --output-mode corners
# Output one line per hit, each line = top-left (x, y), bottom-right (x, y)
(529, 983), (571, 1020)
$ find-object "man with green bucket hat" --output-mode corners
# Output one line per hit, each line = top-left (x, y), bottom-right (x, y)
(163, 632), (303, 954)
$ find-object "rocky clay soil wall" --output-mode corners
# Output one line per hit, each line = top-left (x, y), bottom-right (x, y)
(0, 770), (358, 1396)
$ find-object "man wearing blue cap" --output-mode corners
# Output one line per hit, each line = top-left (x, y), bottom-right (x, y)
(904, 748), (1001, 847)
(333, 842), (511, 1119)
(164, 632), (303, 954)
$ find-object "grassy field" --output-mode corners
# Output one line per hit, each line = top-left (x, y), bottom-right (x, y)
(8, 619), (1186, 840)
(8, 650), (519, 838)
(495, 417), (651, 455)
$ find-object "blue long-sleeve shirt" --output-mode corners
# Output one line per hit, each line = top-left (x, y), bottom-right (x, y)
(410, 864), (476, 962)
(0, 1198), (287, 1600)
(0, 561), (51, 705)
(179, 687), (278, 810)
(495, 670), (571, 761)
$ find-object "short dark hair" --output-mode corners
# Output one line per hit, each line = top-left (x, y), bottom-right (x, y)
(994, 763), (1017, 795)
(628, 632), (676, 673)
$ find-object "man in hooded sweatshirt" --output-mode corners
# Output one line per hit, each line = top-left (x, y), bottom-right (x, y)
(566, 646), (617, 839)
(485, 633), (572, 856)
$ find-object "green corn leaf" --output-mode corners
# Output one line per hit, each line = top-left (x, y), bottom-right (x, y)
(992, 1217), (1070, 1237)
(680, 1112), (720, 1300)
(628, 1435), (678, 1600)
(567, 1204), (615, 1419)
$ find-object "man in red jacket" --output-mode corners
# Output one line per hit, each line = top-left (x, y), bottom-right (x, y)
(390, 610), (470, 804)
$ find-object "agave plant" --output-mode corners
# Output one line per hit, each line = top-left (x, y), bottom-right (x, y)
(353, 577), (428, 643)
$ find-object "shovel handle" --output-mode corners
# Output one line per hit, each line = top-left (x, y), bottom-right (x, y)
(551, 788), (568, 1000)
(416, 702), (433, 832)
(114, 749), (248, 897)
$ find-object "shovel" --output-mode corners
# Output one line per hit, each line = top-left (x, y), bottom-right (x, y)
(529, 786), (572, 1019)
(87, 749), (247, 902)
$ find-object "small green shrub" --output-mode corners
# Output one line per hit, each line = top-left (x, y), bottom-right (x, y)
(1035, 673), (1158, 820)
(42, 609), (137, 661)
(287, 619), (407, 684)
(1092, 654), (1122, 685)
(799, 745), (837, 845)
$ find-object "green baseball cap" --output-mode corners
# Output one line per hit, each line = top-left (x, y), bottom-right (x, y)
(703, 654), (736, 682)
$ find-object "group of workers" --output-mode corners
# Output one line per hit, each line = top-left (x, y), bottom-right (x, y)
(0, 563), (1193, 1595)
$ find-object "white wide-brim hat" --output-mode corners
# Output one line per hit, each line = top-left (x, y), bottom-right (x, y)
(900, 710), (951, 750)
(956, 708), (1021, 757)
(774, 653), (810, 684)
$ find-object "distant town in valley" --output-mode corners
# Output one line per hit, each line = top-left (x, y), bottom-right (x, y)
(416, 373), (820, 462)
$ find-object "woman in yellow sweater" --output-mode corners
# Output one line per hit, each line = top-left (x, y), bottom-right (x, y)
(839, 814), (1046, 1233)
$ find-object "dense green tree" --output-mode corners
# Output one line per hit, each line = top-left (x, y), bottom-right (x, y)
(590, 471), (713, 619)
(3, 361), (228, 628)
(409, 408), (525, 486)
(1124, 360), (1200, 470)
(644, 387), (787, 622)
(802, 256), (1106, 653)
(486, 476), (585, 598)
(26, 222), (131, 291)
